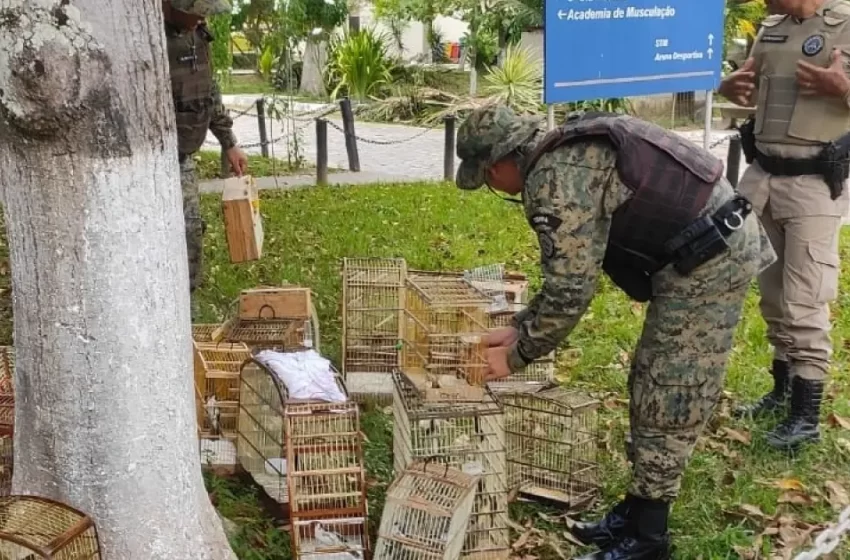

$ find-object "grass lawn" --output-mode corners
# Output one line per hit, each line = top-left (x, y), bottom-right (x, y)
(220, 73), (276, 96)
(0, 181), (847, 558)
(191, 182), (850, 559)
(194, 150), (315, 181)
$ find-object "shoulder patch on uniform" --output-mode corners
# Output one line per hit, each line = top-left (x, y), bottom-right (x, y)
(529, 213), (563, 233)
(802, 34), (825, 56)
(760, 14), (788, 27)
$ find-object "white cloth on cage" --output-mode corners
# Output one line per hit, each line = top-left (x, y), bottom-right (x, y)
(254, 349), (347, 402)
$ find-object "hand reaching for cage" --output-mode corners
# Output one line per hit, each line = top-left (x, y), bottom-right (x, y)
(485, 346), (512, 381)
(486, 326), (519, 348)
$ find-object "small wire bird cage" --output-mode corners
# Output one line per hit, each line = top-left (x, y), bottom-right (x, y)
(486, 310), (555, 387)
(402, 276), (491, 391)
(341, 257), (407, 404)
(222, 286), (321, 353)
(375, 460), (479, 560)
(0, 347), (14, 497)
(194, 341), (251, 471)
(392, 371), (510, 560)
(463, 264), (508, 314)
(498, 387), (601, 509)
(285, 402), (370, 560)
(0, 496), (101, 559)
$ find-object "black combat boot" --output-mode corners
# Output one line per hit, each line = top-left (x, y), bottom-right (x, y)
(573, 497), (672, 560)
(570, 495), (633, 548)
(765, 376), (823, 451)
(733, 360), (790, 419)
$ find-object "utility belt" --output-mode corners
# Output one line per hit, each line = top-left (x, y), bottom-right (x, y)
(604, 194), (753, 302)
(739, 117), (849, 200)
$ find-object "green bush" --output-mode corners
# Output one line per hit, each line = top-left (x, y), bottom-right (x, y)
(482, 44), (542, 113)
(326, 28), (396, 101)
(232, 52), (259, 70)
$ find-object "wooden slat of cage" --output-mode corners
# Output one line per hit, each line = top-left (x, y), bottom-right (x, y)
(391, 372), (510, 560)
(192, 323), (225, 344)
(290, 513), (370, 560)
(487, 309), (556, 386)
(500, 388), (601, 510)
(0, 496), (102, 558)
(341, 257), (407, 403)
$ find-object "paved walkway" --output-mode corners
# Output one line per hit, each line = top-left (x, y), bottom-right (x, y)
(207, 96), (848, 224)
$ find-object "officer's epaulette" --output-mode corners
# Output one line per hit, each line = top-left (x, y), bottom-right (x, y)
(824, 0), (850, 19)
(760, 13), (788, 27)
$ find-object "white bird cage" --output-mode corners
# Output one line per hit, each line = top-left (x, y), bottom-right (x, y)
(463, 264), (508, 314)
(375, 460), (480, 560)
(392, 371), (510, 559)
(498, 386), (601, 509)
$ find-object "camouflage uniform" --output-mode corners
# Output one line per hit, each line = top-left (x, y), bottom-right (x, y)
(166, 0), (236, 293)
(456, 105), (776, 559)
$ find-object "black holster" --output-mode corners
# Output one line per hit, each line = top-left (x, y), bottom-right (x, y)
(739, 117), (757, 165)
(602, 244), (662, 303)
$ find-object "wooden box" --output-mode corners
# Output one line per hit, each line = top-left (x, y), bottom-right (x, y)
(238, 287), (312, 320)
(222, 175), (263, 263)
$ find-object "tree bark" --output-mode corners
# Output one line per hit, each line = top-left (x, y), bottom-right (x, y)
(0, 1), (236, 558)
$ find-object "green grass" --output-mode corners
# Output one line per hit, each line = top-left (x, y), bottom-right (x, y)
(194, 182), (850, 559)
(220, 73), (276, 96)
(194, 150), (315, 181)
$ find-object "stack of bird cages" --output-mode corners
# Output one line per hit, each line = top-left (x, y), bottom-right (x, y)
(285, 401), (369, 560)
(192, 323), (224, 344)
(402, 275), (491, 399)
(194, 341), (251, 471)
(499, 387), (600, 509)
(222, 286), (321, 353)
(486, 309), (556, 387)
(341, 257), (407, 404)
(0, 347), (14, 497)
(0, 496), (101, 558)
(375, 460), (480, 560)
(392, 371), (510, 560)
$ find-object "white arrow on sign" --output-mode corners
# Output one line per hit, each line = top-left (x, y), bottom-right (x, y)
(707, 47), (714, 59)
(558, 9), (567, 19)
(708, 33), (714, 46)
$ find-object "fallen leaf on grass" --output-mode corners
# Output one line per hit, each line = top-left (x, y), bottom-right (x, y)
(775, 478), (805, 491)
(721, 427), (752, 445)
(725, 503), (768, 521)
(825, 480), (849, 509)
(778, 490), (816, 505)
(733, 545), (757, 559)
(835, 438), (850, 455)
(562, 530), (585, 547)
(827, 412), (850, 430)
(512, 530), (533, 550)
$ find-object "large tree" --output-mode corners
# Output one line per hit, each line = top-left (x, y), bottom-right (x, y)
(0, 1), (235, 558)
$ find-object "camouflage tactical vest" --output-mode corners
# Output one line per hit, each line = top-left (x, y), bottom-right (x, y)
(526, 113), (724, 262)
(167, 24), (214, 156)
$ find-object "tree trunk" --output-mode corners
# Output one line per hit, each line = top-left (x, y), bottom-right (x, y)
(300, 40), (328, 97)
(0, 2), (236, 559)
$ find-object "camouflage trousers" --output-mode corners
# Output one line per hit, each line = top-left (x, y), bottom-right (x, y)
(180, 156), (205, 293)
(625, 178), (777, 501)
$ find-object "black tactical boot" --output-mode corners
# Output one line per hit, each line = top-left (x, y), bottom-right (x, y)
(733, 360), (790, 419)
(765, 376), (823, 451)
(570, 496), (633, 548)
(573, 497), (672, 560)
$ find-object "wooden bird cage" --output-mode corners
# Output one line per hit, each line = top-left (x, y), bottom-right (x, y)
(285, 401), (370, 560)
(341, 257), (407, 404)
(498, 387), (600, 509)
(0, 496), (101, 559)
(236, 356), (350, 512)
(222, 286), (321, 354)
(192, 323), (224, 344)
(392, 371), (510, 560)
(409, 270), (529, 306)
(0, 347), (13, 435)
(402, 276), (491, 391)
(375, 460), (479, 560)
(486, 310), (556, 386)
(194, 341), (251, 472)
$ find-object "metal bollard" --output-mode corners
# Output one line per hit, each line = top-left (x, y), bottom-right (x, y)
(316, 119), (328, 186)
(339, 98), (361, 172)
(256, 98), (269, 158)
(726, 136), (742, 188)
(444, 115), (456, 182)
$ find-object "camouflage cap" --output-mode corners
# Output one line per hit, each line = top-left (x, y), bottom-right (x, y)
(455, 104), (542, 190)
(169, 0), (231, 16)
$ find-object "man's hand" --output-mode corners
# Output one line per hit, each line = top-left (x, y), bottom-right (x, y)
(485, 326), (519, 348)
(485, 346), (512, 381)
(226, 147), (249, 177)
(796, 48), (850, 98)
(718, 57), (757, 106)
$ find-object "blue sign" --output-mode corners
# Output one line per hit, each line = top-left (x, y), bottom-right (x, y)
(543, 0), (726, 104)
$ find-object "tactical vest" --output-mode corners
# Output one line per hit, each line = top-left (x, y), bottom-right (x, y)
(167, 24), (215, 156)
(525, 114), (724, 264)
(752, 0), (850, 145)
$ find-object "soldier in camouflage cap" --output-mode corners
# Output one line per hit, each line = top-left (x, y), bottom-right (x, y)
(163, 0), (247, 313)
(459, 103), (776, 559)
